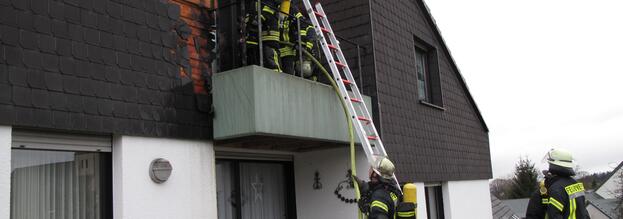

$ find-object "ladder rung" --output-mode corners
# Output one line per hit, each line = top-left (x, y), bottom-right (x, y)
(321, 27), (330, 33)
(327, 44), (338, 50)
(357, 116), (371, 123)
(342, 79), (352, 85)
(350, 98), (362, 103)
(335, 61), (346, 68)
(367, 135), (378, 140)
(314, 11), (324, 17)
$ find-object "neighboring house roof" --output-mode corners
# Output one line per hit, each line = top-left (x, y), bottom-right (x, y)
(586, 190), (605, 201)
(491, 194), (520, 219)
(588, 198), (621, 219)
(502, 198), (530, 218)
(418, 0), (489, 132)
(595, 161), (623, 197)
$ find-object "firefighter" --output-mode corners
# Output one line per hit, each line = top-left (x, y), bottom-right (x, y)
(243, 10), (260, 66)
(297, 14), (318, 80)
(525, 174), (550, 219)
(245, 0), (282, 71)
(280, 6), (316, 79)
(533, 148), (590, 219)
(353, 157), (402, 219)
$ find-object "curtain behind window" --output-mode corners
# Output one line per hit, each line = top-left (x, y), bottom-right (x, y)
(239, 162), (287, 219)
(10, 150), (106, 219)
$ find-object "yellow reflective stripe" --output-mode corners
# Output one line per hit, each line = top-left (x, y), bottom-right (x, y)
(261, 37), (279, 41)
(295, 12), (303, 18)
(549, 197), (564, 212)
(564, 183), (585, 196)
(273, 50), (282, 72)
(390, 193), (398, 202)
(306, 42), (314, 49)
(279, 48), (295, 57)
(261, 31), (280, 36)
(246, 41), (258, 45)
(542, 198), (549, 204)
(569, 198), (576, 219)
(371, 200), (389, 213)
(397, 211), (416, 217)
(300, 30), (307, 36)
(262, 6), (275, 14)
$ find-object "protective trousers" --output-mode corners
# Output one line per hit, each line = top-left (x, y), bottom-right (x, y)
(262, 41), (282, 72)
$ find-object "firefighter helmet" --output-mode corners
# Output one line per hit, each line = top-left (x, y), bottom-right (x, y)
(372, 157), (395, 180)
(544, 148), (574, 169)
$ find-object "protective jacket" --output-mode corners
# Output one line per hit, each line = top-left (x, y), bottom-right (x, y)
(279, 7), (316, 76)
(545, 176), (590, 219)
(280, 8), (315, 57)
(244, 2), (281, 71)
(525, 190), (548, 219)
(360, 182), (401, 219)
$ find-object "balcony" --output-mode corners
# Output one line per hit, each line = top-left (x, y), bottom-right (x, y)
(212, 65), (372, 151)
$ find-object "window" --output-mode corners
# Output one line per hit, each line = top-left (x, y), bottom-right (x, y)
(425, 185), (445, 219)
(415, 48), (429, 101)
(10, 130), (112, 219)
(414, 36), (444, 108)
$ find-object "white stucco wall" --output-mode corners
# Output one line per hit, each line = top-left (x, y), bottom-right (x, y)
(294, 147), (370, 219)
(0, 126), (11, 219)
(442, 179), (493, 219)
(595, 164), (622, 199)
(413, 182), (429, 219)
(113, 135), (217, 219)
(294, 147), (430, 219)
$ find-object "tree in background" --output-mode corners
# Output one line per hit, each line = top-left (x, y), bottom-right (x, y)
(490, 178), (513, 199)
(508, 157), (539, 199)
(577, 170), (611, 190)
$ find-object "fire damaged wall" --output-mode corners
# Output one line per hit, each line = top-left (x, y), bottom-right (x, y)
(0, 0), (215, 139)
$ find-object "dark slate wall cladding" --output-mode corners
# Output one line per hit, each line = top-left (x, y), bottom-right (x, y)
(0, 0), (212, 139)
(369, 0), (492, 181)
(321, 0), (380, 125)
(322, 0), (375, 95)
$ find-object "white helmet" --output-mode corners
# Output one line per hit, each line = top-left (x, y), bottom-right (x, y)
(372, 157), (395, 180)
(543, 148), (574, 169)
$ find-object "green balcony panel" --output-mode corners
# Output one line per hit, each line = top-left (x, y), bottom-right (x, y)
(213, 65), (372, 145)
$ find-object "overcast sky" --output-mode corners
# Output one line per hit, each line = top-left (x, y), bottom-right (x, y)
(424, 1), (623, 178)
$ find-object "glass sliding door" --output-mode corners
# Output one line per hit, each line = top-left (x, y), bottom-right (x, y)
(216, 160), (295, 219)
(10, 150), (112, 219)
(239, 163), (287, 219)
(216, 161), (238, 219)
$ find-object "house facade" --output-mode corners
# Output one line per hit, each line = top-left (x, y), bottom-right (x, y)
(0, 0), (492, 218)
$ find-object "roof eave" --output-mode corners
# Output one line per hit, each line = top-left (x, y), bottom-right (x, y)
(418, 0), (489, 132)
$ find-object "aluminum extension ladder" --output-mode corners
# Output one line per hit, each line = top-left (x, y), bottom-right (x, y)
(302, 0), (400, 187)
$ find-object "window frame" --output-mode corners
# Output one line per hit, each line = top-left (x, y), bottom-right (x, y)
(415, 47), (430, 102)
(10, 129), (113, 219)
(424, 184), (446, 219)
(413, 36), (445, 109)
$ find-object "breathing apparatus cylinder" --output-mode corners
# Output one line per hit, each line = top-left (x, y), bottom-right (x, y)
(279, 0), (291, 21)
(403, 183), (417, 203)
